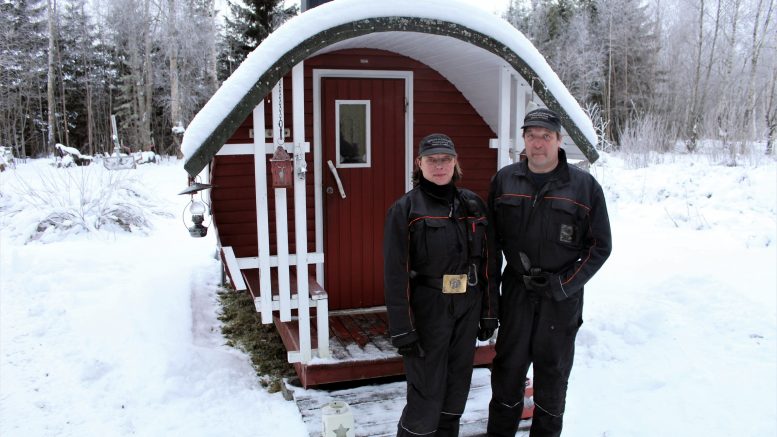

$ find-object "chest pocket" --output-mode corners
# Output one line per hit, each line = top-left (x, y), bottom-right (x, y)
(494, 195), (529, 243)
(410, 218), (456, 265)
(547, 199), (585, 248)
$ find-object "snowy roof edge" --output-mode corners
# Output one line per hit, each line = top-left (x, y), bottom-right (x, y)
(181, 0), (598, 177)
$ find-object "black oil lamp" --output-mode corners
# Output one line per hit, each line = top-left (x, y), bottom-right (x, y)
(179, 181), (212, 238)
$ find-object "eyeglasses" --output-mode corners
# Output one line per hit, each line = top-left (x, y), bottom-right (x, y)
(422, 156), (455, 167)
(524, 132), (556, 143)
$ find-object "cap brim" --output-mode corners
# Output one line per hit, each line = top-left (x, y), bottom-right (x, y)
(419, 147), (457, 156)
(521, 121), (561, 132)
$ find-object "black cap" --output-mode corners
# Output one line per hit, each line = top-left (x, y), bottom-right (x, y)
(521, 108), (561, 132)
(418, 133), (456, 156)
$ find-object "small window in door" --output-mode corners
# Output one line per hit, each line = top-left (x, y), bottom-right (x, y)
(336, 100), (371, 167)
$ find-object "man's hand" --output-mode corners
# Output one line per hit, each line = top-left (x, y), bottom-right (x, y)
(397, 340), (425, 358)
(523, 272), (554, 299)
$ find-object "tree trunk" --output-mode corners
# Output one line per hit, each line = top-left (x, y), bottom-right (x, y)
(686, 0), (705, 152)
(744, 0), (774, 137)
(144, 0), (153, 150)
(57, 36), (69, 147)
(700, 0), (722, 134)
(207, 0), (219, 95)
(766, 67), (776, 155)
(47, 0), (57, 155)
(168, 0), (181, 156)
(605, 12), (613, 143)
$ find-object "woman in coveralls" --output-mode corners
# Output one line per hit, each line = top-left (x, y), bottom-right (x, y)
(383, 133), (499, 437)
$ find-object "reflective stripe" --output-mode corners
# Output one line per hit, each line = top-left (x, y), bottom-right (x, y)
(534, 401), (564, 417)
(399, 422), (436, 435)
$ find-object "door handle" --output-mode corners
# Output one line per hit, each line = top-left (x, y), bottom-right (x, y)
(327, 160), (347, 199)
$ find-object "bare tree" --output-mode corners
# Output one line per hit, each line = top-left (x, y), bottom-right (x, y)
(766, 66), (776, 154)
(743, 0), (774, 137)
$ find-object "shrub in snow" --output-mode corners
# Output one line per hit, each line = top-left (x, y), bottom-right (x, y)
(54, 143), (93, 167)
(0, 146), (14, 171)
(0, 162), (172, 243)
(134, 151), (158, 165)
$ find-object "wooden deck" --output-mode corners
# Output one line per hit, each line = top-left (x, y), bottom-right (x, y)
(291, 368), (533, 436)
(274, 308), (497, 388)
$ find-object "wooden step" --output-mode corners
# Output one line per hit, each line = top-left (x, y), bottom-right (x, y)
(274, 309), (497, 387)
(291, 368), (532, 437)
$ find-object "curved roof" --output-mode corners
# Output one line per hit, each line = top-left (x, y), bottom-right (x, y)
(181, 0), (598, 177)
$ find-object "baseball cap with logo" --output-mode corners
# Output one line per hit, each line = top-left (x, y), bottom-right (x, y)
(418, 133), (457, 156)
(521, 108), (562, 133)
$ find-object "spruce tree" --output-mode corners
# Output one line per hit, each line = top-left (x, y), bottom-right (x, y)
(220, 0), (297, 79)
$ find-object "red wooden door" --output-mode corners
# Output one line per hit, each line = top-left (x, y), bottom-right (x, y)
(322, 77), (406, 310)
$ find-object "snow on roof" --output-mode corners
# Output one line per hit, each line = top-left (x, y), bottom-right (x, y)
(181, 0), (597, 172)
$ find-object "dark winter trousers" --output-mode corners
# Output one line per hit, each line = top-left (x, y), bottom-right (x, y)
(397, 288), (481, 437)
(487, 271), (583, 437)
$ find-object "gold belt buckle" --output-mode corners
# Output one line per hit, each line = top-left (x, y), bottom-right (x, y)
(442, 274), (468, 294)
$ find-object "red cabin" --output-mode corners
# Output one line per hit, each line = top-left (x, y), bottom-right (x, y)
(181, 0), (599, 389)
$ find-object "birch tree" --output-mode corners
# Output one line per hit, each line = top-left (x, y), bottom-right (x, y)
(766, 65), (776, 154)
(743, 0), (774, 137)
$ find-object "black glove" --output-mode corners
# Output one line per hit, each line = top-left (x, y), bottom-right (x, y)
(397, 340), (425, 358)
(523, 272), (554, 299)
(477, 318), (498, 341)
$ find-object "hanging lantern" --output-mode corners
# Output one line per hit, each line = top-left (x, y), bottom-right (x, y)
(270, 146), (293, 188)
(178, 181), (212, 238)
(187, 198), (208, 237)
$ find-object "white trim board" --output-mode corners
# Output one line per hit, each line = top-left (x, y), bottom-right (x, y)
(312, 69), (414, 287)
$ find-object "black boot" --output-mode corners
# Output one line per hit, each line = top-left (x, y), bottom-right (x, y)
(486, 398), (523, 437)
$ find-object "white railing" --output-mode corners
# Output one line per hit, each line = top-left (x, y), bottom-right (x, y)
(221, 64), (329, 364)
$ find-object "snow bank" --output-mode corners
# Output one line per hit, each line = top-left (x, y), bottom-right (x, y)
(1, 150), (775, 436)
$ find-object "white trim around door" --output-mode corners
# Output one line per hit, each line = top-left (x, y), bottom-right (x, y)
(312, 69), (414, 286)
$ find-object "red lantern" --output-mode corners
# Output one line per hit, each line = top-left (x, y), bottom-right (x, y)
(270, 146), (293, 188)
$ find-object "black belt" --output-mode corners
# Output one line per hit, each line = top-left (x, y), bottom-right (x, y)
(412, 275), (443, 290)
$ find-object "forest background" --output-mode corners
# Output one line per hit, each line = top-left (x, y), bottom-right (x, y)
(0, 0), (774, 160)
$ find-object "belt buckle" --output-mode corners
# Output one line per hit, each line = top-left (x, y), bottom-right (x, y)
(442, 274), (467, 294)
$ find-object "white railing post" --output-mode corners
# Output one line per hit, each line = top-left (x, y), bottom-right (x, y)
(253, 103), (273, 324)
(513, 75), (527, 164)
(292, 62), (314, 362)
(273, 80), (292, 322)
(497, 66), (512, 169)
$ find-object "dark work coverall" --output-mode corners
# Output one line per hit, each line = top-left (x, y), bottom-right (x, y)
(487, 149), (612, 437)
(384, 181), (498, 437)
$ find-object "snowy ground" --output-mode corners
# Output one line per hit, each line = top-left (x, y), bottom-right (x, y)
(1, 150), (775, 436)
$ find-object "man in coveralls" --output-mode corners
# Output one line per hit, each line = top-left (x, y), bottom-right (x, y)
(487, 108), (612, 436)
(384, 134), (499, 436)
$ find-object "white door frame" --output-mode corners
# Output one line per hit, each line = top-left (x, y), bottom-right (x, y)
(312, 69), (414, 286)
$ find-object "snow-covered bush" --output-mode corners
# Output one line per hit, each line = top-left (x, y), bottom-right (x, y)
(54, 143), (93, 167)
(618, 114), (679, 168)
(134, 151), (158, 165)
(0, 161), (172, 243)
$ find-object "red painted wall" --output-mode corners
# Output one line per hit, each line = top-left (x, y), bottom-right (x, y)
(211, 48), (497, 261)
